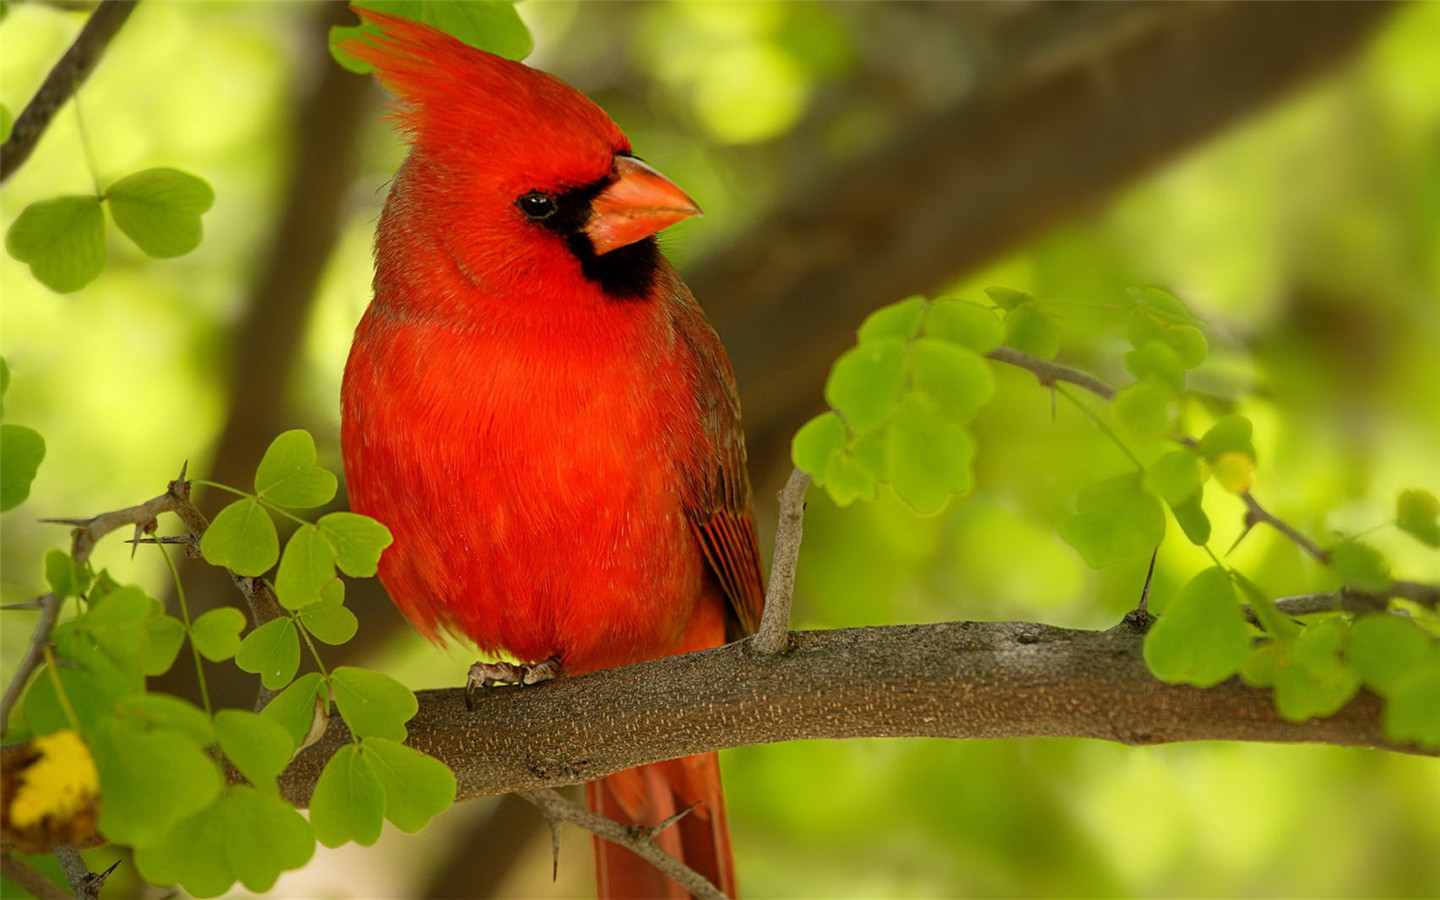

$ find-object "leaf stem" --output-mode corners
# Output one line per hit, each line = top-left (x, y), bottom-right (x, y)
(41, 645), (81, 731)
(156, 540), (212, 716)
(1055, 383), (1146, 471)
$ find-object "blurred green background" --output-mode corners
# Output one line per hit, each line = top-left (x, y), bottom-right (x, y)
(2, 2), (1437, 897)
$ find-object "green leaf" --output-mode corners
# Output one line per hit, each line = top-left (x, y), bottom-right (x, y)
(1123, 341), (1185, 392)
(361, 737), (457, 832)
(1145, 450), (1204, 506)
(1057, 473), (1167, 568)
(886, 394), (975, 515)
(140, 612), (187, 676)
(1127, 287), (1207, 368)
(792, 411), (847, 477)
(5, 195), (106, 293)
(317, 511), (393, 577)
(1396, 488), (1440, 548)
(856, 295), (924, 344)
(331, 666), (417, 741)
(792, 412), (880, 506)
(115, 694), (215, 747)
(1271, 618), (1360, 721)
(1383, 658), (1440, 748)
(1328, 541), (1391, 593)
(1003, 302), (1060, 359)
(190, 607), (248, 662)
(214, 709), (295, 791)
(77, 585), (159, 675)
(25, 657), (131, 734)
(331, 0), (533, 74)
(926, 298), (1004, 353)
(1347, 614), (1435, 696)
(0, 356), (10, 405)
(908, 338), (993, 424)
(0, 422), (46, 511)
(983, 286), (1030, 311)
(1170, 494), (1212, 546)
(825, 339), (905, 429)
(235, 618), (301, 690)
(224, 785), (315, 892)
(254, 429), (337, 508)
(1112, 380), (1174, 442)
(91, 714), (223, 848)
(1197, 414), (1256, 464)
(310, 744), (386, 848)
(201, 498), (279, 576)
(134, 801), (233, 898)
(105, 168), (214, 258)
(1144, 567), (1250, 687)
(275, 524), (338, 610)
(261, 672), (329, 749)
(44, 549), (93, 598)
(299, 581), (359, 645)
(0, 103), (12, 143)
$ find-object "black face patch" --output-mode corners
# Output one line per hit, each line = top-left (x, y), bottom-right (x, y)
(518, 173), (661, 302)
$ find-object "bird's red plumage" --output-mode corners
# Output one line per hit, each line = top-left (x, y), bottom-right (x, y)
(340, 10), (762, 897)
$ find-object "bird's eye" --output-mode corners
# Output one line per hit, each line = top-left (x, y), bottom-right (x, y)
(517, 192), (557, 220)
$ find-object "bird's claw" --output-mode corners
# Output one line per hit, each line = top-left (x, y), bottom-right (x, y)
(465, 656), (562, 708)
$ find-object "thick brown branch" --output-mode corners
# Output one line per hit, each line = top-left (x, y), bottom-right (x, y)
(273, 620), (1425, 810)
(0, 0), (139, 183)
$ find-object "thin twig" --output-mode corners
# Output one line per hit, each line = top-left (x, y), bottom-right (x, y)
(986, 346), (1118, 401)
(53, 846), (115, 900)
(1240, 492), (1328, 562)
(0, 471), (192, 739)
(753, 468), (810, 655)
(0, 0), (140, 183)
(519, 789), (727, 900)
(0, 853), (70, 900)
(986, 346), (1342, 570)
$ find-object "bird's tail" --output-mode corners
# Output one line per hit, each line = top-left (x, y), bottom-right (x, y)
(587, 752), (735, 899)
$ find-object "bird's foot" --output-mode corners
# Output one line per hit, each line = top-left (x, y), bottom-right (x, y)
(465, 656), (562, 708)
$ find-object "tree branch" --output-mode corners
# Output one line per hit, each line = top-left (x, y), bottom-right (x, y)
(0, 853), (68, 900)
(693, 1), (1397, 481)
(0, 0), (140, 183)
(520, 789), (726, 900)
(753, 468), (809, 654)
(261, 619), (1425, 813)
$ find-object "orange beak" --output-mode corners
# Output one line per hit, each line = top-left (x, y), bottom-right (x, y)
(584, 156), (701, 255)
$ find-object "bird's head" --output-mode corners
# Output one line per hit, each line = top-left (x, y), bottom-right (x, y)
(344, 9), (700, 304)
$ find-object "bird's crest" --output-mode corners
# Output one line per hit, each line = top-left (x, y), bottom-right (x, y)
(340, 7), (627, 167)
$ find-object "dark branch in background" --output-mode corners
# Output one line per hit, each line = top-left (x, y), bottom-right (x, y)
(161, 0), (378, 710)
(688, 1), (1398, 484)
(520, 790), (726, 900)
(0, 0), (139, 183)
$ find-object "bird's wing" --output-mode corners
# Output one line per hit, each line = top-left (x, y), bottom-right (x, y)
(666, 271), (767, 638)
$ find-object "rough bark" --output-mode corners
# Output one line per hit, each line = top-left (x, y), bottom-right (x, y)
(277, 621), (1421, 809)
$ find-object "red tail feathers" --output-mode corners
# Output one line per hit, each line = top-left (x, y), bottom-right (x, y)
(587, 754), (735, 899)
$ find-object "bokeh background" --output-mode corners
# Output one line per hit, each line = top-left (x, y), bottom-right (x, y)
(2, 1), (1438, 897)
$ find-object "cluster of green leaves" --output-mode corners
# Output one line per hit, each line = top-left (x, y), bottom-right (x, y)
(329, 0), (532, 71)
(795, 287), (1440, 748)
(0, 358), (46, 511)
(11, 431), (456, 897)
(792, 294), (1002, 514)
(5, 168), (213, 293)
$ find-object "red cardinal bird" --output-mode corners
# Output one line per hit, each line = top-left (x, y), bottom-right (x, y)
(339, 11), (764, 898)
